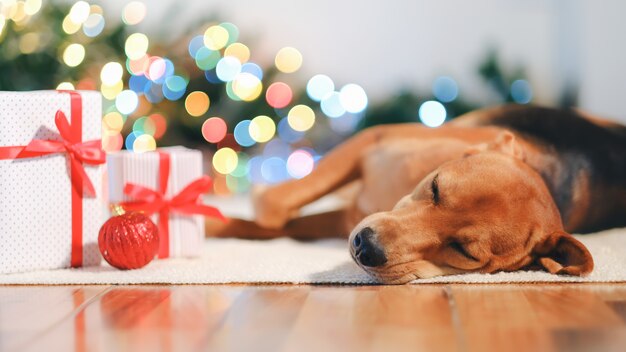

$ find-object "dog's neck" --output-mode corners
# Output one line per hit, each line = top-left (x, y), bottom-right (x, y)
(520, 137), (626, 233)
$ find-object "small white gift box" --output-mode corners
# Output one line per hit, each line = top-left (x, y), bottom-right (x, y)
(0, 90), (105, 274)
(107, 147), (217, 259)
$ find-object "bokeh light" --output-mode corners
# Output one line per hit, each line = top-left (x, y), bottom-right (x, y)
(18, 32), (39, 54)
(231, 73), (262, 101)
(510, 79), (532, 104)
(56, 82), (75, 90)
(122, 1), (147, 25)
(432, 76), (459, 103)
(287, 150), (314, 179)
(306, 74), (334, 102)
(68, 1), (89, 24)
(277, 117), (305, 143)
(224, 43), (250, 63)
(249, 115), (276, 143)
(62, 15), (81, 35)
(125, 33), (149, 60)
(195, 47), (221, 71)
(24, 0), (42, 15)
(101, 80), (124, 100)
(320, 92), (345, 118)
(261, 157), (289, 184)
(216, 56), (242, 82)
(185, 91), (210, 117)
(133, 134), (157, 153)
(275, 47), (302, 73)
(62, 43), (85, 67)
(418, 100), (447, 128)
(339, 84), (368, 113)
(329, 112), (362, 135)
(102, 131), (123, 152)
(202, 117), (228, 143)
(265, 82), (293, 109)
(233, 120), (256, 147)
(162, 75), (187, 100)
(287, 105), (315, 132)
(213, 147), (238, 174)
(83, 13), (105, 37)
(204, 25), (229, 50)
(241, 62), (263, 80)
(133, 116), (156, 136)
(149, 113), (167, 139)
(100, 62), (123, 86)
(102, 111), (124, 133)
(115, 90), (139, 115)
(220, 22), (239, 46)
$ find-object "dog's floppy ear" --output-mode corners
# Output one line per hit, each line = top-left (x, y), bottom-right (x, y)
(464, 131), (525, 160)
(534, 231), (594, 276)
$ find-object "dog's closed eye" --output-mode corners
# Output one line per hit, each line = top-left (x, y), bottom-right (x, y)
(449, 241), (479, 261)
(431, 174), (440, 204)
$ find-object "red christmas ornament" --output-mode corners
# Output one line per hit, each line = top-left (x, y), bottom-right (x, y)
(98, 212), (160, 270)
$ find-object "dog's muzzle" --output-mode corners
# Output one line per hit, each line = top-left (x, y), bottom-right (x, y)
(351, 227), (387, 267)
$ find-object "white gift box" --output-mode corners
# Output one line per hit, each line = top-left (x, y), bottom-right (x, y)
(107, 147), (206, 258)
(0, 90), (104, 274)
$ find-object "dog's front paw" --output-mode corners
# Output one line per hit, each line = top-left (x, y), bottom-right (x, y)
(252, 185), (294, 229)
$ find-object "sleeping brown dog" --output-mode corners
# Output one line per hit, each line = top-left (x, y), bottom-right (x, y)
(207, 105), (626, 284)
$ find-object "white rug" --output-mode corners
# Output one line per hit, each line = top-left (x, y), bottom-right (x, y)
(1, 196), (625, 285)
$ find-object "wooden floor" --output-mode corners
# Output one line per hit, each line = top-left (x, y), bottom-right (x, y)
(1, 284), (626, 352)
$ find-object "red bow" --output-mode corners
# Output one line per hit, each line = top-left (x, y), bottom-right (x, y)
(0, 110), (105, 197)
(120, 152), (224, 258)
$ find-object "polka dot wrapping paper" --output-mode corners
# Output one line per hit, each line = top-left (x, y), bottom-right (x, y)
(106, 147), (205, 259)
(0, 90), (105, 274)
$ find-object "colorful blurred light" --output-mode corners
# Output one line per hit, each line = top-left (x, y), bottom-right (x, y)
(128, 54), (150, 76)
(510, 79), (532, 104)
(263, 139), (291, 159)
(202, 117), (227, 143)
(328, 112), (362, 135)
(287, 105), (315, 132)
(162, 75), (187, 100)
(216, 56), (242, 82)
(249, 115), (276, 143)
(62, 15), (81, 35)
(83, 13), (105, 37)
(230, 152), (250, 178)
(432, 76), (458, 103)
(133, 116), (156, 136)
(306, 74), (334, 102)
(224, 43), (250, 63)
(115, 90), (139, 115)
(56, 82), (75, 90)
(320, 92), (345, 118)
(241, 62), (263, 80)
(275, 47), (302, 73)
(213, 147), (238, 174)
(24, 0), (42, 16)
(234, 120), (256, 147)
(261, 157), (289, 184)
(418, 100), (446, 127)
(62, 43), (85, 67)
(277, 117), (305, 143)
(188, 35), (204, 57)
(129, 74), (149, 93)
(220, 22), (239, 46)
(204, 25), (229, 50)
(101, 80), (124, 100)
(102, 131), (123, 152)
(185, 91), (210, 117)
(231, 73), (262, 101)
(149, 113), (167, 139)
(265, 82), (293, 109)
(122, 1), (147, 25)
(339, 84), (368, 113)
(125, 33), (149, 60)
(102, 111), (124, 133)
(133, 134), (157, 153)
(287, 150), (314, 179)
(69, 1), (90, 24)
(195, 47), (221, 70)
(100, 62), (123, 86)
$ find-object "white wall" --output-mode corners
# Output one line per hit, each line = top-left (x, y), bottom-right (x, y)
(94, 0), (626, 122)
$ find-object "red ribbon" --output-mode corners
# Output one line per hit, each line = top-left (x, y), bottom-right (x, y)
(0, 91), (105, 267)
(120, 152), (225, 258)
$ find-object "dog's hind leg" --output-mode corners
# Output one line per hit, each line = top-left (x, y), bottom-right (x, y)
(206, 210), (349, 239)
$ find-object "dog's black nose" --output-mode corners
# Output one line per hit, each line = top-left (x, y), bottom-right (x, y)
(352, 227), (387, 267)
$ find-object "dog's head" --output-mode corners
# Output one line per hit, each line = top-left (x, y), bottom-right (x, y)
(349, 132), (593, 284)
